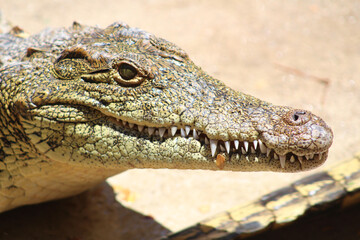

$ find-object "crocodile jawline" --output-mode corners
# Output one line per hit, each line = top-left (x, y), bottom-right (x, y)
(109, 116), (327, 169)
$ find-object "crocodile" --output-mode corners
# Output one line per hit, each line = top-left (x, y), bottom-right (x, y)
(0, 21), (333, 235)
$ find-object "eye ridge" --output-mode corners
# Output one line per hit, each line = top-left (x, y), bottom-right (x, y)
(118, 63), (138, 80)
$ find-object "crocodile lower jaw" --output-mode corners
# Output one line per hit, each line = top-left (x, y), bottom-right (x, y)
(111, 118), (326, 169)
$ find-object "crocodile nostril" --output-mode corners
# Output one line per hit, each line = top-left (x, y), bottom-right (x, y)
(283, 109), (311, 126)
(293, 111), (306, 122)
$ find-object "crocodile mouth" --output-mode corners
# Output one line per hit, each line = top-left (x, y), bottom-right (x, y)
(110, 118), (327, 170)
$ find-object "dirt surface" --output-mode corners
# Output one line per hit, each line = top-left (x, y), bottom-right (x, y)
(1, 1), (360, 239)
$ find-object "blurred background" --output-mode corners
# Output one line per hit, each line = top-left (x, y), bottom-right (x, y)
(1, 1), (360, 239)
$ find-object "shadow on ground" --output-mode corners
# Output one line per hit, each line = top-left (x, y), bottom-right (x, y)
(2, 184), (359, 240)
(0, 183), (170, 240)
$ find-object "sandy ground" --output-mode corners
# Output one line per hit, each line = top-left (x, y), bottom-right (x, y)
(0, 0), (360, 239)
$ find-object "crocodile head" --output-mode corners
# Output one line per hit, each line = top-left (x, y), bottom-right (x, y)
(14, 22), (333, 173)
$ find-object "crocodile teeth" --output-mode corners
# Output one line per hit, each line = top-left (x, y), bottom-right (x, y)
(250, 146), (256, 154)
(185, 126), (191, 136)
(259, 140), (267, 154)
(148, 127), (155, 136)
(220, 144), (225, 152)
(114, 119), (317, 169)
(171, 126), (177, 136)
(224, 141), (230, 154)
(253, 140), (258, 150)
(159, 128), (166, 137)
(241, 147), (247, 154)
(138, 125), (144, 132)
(279, 155), (286, 168)
(244, 141), (249, 152)
(234, 140), (239, 150)
(210, 139), (218, 157)
(298, 156), (304, 168)
(266, 148), (271, 157)
(180, 128), (186, 137)
(193, 129), (198, 139)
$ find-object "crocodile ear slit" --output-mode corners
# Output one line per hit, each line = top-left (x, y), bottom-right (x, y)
(55, 46), (90, 63)
(25, 47), (46, 58)
(53, 46), (109, 79)
(55, 46), (107, 67)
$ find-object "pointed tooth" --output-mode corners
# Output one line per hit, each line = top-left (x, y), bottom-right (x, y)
(309, 153), (314, 159)
(193, 129), (198, 139)
(205, 137), (209, 145)
(233, 153), (240, 160)
(298, 156), (304, 169)
(129, 123), (134, 128)
(244, 141), (249, 152)
(138, 125), (144, 132)
(251, 146), (256, 154)
(171, 126), (177, 136)
(220, 144), (225, 152)
(159, 128), (166, 137)
(148, 127), (155, 136)
(185, 126), (191, 136)
(224, 141), (230, 154)
(305, 155), (310, 160)
(241, 147), (247, 154)
(258, 140), (266, 154)
(290, 155), (295, 163)
(274, 153), (279, 160)
(280, 155), (286, 168)
(234, 140), (239, 150)
(266, 148), (271, 157)
(180, 128), (186, 137)
(210, 139), (218, 157)
(122, 120), (127, 126)
(318, 153), (323, 160)
(253, 140), (258, 149)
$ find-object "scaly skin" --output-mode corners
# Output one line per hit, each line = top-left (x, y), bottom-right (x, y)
(0, 22), (332, 213)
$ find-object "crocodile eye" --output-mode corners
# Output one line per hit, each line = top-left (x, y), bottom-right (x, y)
(112, 60), (152, 86)
(118, 63), (138, 80)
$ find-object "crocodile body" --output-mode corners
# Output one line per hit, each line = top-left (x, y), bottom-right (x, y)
(0, 21), (333, 234)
